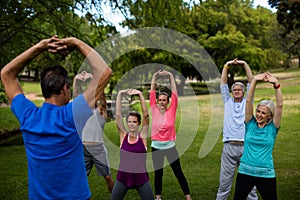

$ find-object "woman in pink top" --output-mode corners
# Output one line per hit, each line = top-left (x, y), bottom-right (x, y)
(150, 70), (191, 200)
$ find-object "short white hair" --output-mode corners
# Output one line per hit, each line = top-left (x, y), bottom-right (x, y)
(231, 82), (245, 93)
(257, 100), (275, 125)
(257, 100), (275, 117)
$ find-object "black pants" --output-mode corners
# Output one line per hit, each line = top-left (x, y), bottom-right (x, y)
(152, 146), (190, 196)
(234, 173), (277, 200)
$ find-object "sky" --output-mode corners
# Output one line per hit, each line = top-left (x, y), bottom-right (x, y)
(103, 0), (276, 32)
(252, 0), (276, 11)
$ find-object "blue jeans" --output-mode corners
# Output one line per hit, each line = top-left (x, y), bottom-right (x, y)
(110, 180), (154, 200)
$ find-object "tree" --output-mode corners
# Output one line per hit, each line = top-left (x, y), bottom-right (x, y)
(0, 0), (117, 77)
(113, 0), (284, 88)
(268, 0), (300, 68)
(0, 0), (289, 98)
(0, 0), (119, 105)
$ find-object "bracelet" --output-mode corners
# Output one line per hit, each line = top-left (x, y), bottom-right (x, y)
(224, 65), (229, 69)
(274, 84), (280, 89)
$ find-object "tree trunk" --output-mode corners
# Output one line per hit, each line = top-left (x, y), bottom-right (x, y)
(34, 69), (39, 81)
(176, 76), (186, 96)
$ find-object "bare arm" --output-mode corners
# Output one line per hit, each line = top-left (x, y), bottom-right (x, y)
(98, 92), (107, 120)
(246, 73), (270, 123)
(62, 37), (112, 108)
(73, 71), (108, 119)
(238, 60), (253, 83)
(1, 36), (63, 103)
(72, 75), (81, 98)
(72, 71), (93, 98)
(245, 78), (257, 123)
(115, 90), (128, 143)
(266, 74), (283, 128)
(128, 89), (149, 146)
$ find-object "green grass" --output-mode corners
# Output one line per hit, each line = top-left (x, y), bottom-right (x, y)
(0, 107), (19, 133)
(0, 68), (299, 199)
(21, 81), (42, 94)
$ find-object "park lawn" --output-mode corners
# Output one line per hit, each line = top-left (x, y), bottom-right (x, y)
(0, 69), (299, 199)
(21, 81), (42, 94)
(0, 107), (19, 133)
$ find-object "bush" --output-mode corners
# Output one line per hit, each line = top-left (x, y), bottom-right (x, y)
(0, 82), (8, 104)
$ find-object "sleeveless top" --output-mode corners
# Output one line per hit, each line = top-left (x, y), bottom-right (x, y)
(116, 133), (149, 187)
(82, 109), (105, 143)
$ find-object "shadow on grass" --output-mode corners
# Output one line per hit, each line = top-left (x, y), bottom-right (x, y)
(0, 129), (23, 146)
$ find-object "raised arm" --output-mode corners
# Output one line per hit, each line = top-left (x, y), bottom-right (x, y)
(150, 70), (160, 91)
(115, 89), (128, 143)
(127, 89), (149, 146)
(73, 71), (108, 119)
(152, 70), (177, 92)
(221, 59), (236, 85)
(237, 60), (253, 83)
(245, 73), (270, 123)
(221, 59), (253, 85)
(221, 59), (237, 85)
(98, 92), (107, 120)
(1, 36), (63, 103)
(62, 37), (112, 108)
(245, 73), (267, 122)
(266, 74), (283, 128)
(165, 71), (177, 92)
(72, 71), (93, 98)
(73, 75), (81, 98)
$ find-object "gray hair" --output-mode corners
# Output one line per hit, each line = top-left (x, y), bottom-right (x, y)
(231, 82), (245, 93)
(257, 100), (275, 124)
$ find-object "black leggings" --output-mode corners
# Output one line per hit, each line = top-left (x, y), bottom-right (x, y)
(152, 146), (190, 196)
(234, 173), (277, 200)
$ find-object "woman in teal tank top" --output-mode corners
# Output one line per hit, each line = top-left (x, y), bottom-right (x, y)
(233, 72), (283, 200)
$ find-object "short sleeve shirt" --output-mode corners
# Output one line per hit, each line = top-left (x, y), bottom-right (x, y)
(150, 90), (178, 142)
(11, 94), (92, 200)
(239, 117), (279, 178)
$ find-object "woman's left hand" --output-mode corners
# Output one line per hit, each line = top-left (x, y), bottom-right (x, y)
(265, 74), (278, 85)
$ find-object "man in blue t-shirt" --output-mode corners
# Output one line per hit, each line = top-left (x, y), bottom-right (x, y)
(1, 36), (112, 199)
